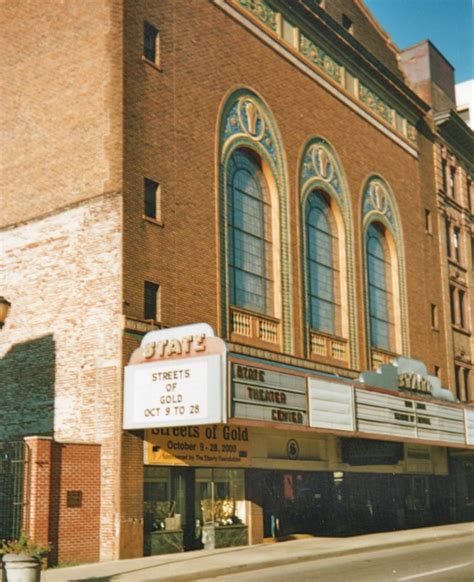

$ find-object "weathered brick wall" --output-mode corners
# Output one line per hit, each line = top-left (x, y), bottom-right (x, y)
(0, 0), (123, 228)
(0, 194), (122, 560)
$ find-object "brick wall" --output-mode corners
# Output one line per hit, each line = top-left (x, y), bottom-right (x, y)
(121, 0), (448, 376)
(0, 194), (122, 561)
(23, 438), (101, 565)
(0, 0), (124, 228)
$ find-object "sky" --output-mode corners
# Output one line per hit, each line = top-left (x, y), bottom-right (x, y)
(364, 0), (473, 83)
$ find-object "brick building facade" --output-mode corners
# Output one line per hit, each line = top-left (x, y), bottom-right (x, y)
(1, 0), (473, 564)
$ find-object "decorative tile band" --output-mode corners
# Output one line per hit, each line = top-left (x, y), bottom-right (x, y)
(359, 83), (394, 125)
(300, 33), (343, 85)
(233, 0), (417, 144)
(237, 0), (277, 31)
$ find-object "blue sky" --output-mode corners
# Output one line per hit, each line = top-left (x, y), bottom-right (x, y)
(364, 0), (473, 83)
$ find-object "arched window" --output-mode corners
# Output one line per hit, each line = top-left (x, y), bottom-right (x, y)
(306, 191), (340, 335)
(227, 149), (272, 315)
(366, 222), (394, 351)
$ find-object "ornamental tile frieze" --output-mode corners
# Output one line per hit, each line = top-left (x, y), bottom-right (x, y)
(300, 34), (343, 85)
(236, 0), (277, 31)
(230, 0), (417, 145)
(359, 83), (394, 125)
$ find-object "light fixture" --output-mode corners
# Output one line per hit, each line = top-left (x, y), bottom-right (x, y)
(0, 297), (11, 329)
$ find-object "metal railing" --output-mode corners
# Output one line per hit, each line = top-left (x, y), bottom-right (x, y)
(0, 441), (28, 540)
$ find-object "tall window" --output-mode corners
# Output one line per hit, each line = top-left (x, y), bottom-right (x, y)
(227, 150), (272, 314)
(366, 223), (394, 351)
(306, 192), (340, 335)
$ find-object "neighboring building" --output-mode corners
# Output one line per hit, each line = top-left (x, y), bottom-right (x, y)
(400, 41), (474, 405)
(399, 40), (474, 525)
(456, 79), (474, 130)
(1, 0), (473, 565)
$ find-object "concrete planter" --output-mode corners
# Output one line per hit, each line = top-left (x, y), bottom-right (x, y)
(2, 554), (41, 582)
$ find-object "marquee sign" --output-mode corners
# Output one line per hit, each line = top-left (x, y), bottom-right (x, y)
(230, 362), (308, 425)
(123, 323), (226, 429)
(359, 356), (455, 402)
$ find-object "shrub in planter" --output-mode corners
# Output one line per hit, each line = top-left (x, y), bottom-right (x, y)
(0, 532), (51, 582)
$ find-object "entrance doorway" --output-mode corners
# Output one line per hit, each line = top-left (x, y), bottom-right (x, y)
(261, 470), (331, 538)
(144, 466), (247, 554)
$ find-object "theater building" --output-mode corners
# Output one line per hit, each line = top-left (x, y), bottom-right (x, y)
(1, 0), (473, 565)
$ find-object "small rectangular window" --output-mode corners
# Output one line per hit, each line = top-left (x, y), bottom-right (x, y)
(449, 285), (456, 325)
(459, 290), (466, 328)
(144, 178), (160, 220)
(450, 167), (456, 198)
(434, 366), (440, 378)
(441, 158), (447, 192)
(455, 365), (463, 400)
(445, 218), (452, 258)
(144, 22), (159, 65)
(424, 209), (432, 234)
(342, 14), (353, 34)
(144, 281), (160, 321)
(453, 226), (461, 262)
(430, 304), (438, 330)
(464, 368), (471, 396)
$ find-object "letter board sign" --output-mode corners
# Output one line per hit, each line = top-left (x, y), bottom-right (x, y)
(123, 323), (226, 429)
(230, 362), (308, 425)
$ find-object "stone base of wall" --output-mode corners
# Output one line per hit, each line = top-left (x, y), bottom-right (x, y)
(24, 437), (101, 565)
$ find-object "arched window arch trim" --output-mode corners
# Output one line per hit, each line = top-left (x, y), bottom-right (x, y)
(218, 88), (292, 353)
(299, 137), (358, 368)
(361, 175), (410, 360)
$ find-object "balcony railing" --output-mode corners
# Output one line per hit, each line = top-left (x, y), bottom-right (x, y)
(230, 307), (280, 345)
(309, 330), (348, 362)
(371, 347), (397, 370)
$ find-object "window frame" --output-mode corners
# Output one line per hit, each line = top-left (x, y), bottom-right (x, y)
(143, 21), (161, 68)
(144, 281), (161, 322)
(226, 149), (273, 316)
(144, 178), (161, 222)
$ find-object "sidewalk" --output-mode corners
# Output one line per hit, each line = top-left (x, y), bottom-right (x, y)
(42, 522), (474, 582)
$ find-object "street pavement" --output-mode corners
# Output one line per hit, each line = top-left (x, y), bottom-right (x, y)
(41, 522), (473, 582)
(199, 537), (474, 581)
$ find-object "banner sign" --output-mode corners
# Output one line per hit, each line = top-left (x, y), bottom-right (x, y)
(145, 424), (252, 466)
(230, 362), (308, 426)
(124, 323), (226, 429)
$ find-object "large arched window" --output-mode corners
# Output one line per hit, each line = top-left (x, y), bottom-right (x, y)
(227, 149), (272, 315)
(306, 191), (340, 335)
(366, 222), (394, 351)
